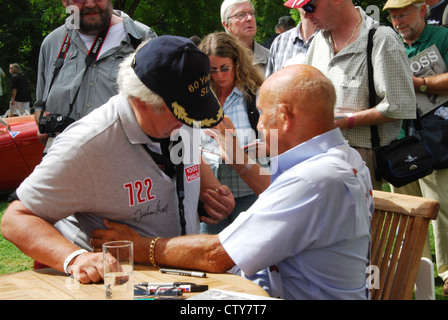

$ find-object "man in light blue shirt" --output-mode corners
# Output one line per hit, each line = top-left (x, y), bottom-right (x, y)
(224, 127), (373, 299)
(102, 64), (374, 299)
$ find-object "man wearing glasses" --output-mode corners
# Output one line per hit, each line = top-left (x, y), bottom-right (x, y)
(221, 0), (269, 74)
(34, 0), (156, 155)
(384, 0), (448, 297)
(300, 0), (416, 191)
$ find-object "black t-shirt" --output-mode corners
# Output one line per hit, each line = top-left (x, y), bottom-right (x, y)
(427, 0), (448, 26)
(11, 73), (31, 102)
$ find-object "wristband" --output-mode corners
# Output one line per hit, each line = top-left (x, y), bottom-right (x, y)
(347, 113), (355, 129)
(150, 237), (161, 268)
(63, 249), (88, 275)
(419, 78), (427, 92)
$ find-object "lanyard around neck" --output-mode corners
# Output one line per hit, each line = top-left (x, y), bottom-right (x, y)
(84, 23), (111, 67)
(142, 138), (186, 236)
(43, 23), (111, 115)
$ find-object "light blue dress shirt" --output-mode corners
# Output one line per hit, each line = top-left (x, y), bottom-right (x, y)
(220, 128), (374, 299)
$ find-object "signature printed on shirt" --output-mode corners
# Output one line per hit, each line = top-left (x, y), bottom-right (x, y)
(133, 200), (169, 223)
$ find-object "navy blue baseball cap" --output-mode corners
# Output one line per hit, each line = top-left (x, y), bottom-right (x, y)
(131, 35), (223, 128)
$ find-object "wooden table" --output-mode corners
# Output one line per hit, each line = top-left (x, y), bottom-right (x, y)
(0, 265), (269, 300)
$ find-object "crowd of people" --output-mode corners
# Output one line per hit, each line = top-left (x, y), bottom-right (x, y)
(1, 0), (448, 299)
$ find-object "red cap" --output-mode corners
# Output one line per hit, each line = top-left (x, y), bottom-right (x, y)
(284, 0), (313, 8)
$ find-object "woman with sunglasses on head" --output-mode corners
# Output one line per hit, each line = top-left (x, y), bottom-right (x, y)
(198, 32), (267, 235)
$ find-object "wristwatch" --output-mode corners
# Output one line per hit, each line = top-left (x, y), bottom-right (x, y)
(419, 78), (427, 92)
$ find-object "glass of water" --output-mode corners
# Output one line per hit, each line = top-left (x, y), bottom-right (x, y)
(103, 240), (134, 300)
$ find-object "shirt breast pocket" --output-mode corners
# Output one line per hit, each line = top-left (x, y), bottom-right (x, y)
(341, 75), (362, 90)
(54, 51), (79, 86)
(108, 55), (125, 81)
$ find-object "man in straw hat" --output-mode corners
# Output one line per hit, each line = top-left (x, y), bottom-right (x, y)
(384, 0), (448, 296)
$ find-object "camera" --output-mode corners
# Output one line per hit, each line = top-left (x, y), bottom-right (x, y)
(38, 113), (75, 134)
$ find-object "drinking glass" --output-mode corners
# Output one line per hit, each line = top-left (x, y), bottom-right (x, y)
(103, 240), (134, 300)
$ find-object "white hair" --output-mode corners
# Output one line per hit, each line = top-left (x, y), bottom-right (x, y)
(220, 0), (254, 23)
(117, 52), (165, 113)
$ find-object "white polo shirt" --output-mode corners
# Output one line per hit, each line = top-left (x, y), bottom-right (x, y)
(17, 94), (201, 250)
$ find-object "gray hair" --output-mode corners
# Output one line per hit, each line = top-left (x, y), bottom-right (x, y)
(117, 51), (165, 113)
(414, 3), (430, 18)
(9, 63), (22, 74)
(220, 0), (254, 23)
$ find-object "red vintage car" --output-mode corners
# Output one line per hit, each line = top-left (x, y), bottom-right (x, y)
(0, 115), (44, 192)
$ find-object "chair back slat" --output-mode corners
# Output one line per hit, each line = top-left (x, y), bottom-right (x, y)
(370, 191), (439, 300)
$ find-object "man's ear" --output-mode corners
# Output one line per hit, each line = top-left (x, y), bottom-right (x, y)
(278, 104), (293, 133)
(222, 20), (231, 33)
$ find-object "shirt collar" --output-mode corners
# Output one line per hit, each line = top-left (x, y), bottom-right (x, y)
(291, 23), (303, 43)
(270, 128), (346, 182)
(403, 24), (431, 48)
(118, 10), (146, 43)
(116, 94), (152, 145)
(321, 7), (375, 55)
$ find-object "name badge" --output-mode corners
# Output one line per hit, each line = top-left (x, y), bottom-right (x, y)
(185, 165), (200, 183)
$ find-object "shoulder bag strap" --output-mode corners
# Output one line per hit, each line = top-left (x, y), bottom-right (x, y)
(367, 27), (381, 150)
(245, 91), (260, 138)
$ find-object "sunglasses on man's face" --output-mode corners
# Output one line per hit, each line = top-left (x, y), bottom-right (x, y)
(302, 0), (318, 13)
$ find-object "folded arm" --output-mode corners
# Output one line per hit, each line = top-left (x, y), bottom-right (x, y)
(1, 201), (104, 283)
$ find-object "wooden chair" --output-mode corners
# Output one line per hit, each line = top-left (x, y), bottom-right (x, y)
(369, 190), (439, 300)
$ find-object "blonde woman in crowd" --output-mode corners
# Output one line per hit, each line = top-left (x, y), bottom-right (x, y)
(199, 32), (267, 234)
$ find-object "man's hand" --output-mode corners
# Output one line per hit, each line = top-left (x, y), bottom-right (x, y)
(91, 220), (150, 263)
(200, 185), (234, 224)
(67, 252), (104, 284)
(204, 116), (240, 163)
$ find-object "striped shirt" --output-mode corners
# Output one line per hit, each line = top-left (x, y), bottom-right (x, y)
(266, 23), (317, 78)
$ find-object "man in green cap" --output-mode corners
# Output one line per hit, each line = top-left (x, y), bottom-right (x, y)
(384, 0), (448, 296)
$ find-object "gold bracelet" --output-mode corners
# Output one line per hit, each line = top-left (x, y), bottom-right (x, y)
(149, 237), (160, 268)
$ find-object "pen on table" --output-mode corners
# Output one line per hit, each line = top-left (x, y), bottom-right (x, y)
(159, 268), (207, 278)
(136, 282), (209, 293)
(137, 282), (194, 286)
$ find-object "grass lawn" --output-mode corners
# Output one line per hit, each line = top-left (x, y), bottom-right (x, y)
(0, 195), (33, 274)
(0, 192), (446, 299)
